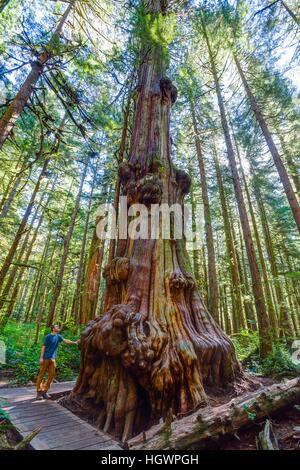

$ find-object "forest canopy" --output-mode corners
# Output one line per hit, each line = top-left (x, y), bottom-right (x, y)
(0, 0), (299, 447)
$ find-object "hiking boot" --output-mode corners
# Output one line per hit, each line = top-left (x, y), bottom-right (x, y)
(36, 391), (44, 400)
(42, 392), (51, 399)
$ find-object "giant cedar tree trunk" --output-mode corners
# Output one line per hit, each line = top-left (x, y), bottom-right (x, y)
(68, 2), (242, 443)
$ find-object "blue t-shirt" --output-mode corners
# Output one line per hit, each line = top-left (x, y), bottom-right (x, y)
(43, 334), (64, 359)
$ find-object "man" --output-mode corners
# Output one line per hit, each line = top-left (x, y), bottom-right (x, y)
(36, 324), (79, 399)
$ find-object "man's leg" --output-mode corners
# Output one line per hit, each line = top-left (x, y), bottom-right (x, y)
(36, 360), (50, 398)
(44, 359), (56, 394)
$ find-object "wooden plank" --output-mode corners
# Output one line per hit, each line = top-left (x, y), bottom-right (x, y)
(79, 442), (122, 450)
(12, 413), (77, 429)
(52, 435), (115, 450)
(0, 381), (122, 450)
(6, 404), (60, 420)
(10, 403), (75, 420)
(43, 432), (114, 449)
(0, 381), (76, 402)
(29, 428), (105, 447)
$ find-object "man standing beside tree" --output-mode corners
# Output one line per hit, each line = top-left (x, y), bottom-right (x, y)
(36, 324), (79, 399)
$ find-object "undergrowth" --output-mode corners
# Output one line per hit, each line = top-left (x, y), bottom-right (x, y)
(231, 330), (300, 378)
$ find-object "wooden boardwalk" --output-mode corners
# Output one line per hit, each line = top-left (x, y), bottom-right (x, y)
(0, 382), (122, 450)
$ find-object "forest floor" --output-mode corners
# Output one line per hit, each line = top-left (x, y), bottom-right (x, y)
(1, 322), (300, 450)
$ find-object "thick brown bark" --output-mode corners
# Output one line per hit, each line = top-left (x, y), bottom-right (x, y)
(233, 53), (300, 234)
(0, 2), (73, 148)
(129, 377), (300, 450)
(46, 156), (89, 326)
(66, 3), (242, 443)
(190, 105), (219, 324)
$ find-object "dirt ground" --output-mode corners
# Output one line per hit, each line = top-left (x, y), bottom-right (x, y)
(218, 407), (300, 450)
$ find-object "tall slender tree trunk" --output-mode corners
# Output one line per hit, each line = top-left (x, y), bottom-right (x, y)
(46, 155), (89, 326)
(0, 202), (40, 311)
(202, 19), (271, 356)
(68, 2), (241, 443)
(25, 226), (52, 323)
(212, 147), (246, 331)
(234, 144), (278, 335)
(0, 174), (22, 219)
(26, 174), (73, 323)
(233, 53), (300, 234)
(81, 220), (105, 324)
(190, 185), (206, 299)
(0, 158), (49, 291)
(0, 1), (73, 148)
(253, 181), (295, 339)
(190, 104), (219, 324)
(0, 0), (10, 13)
(74, 175), (95, 324)
(277, 131), (300, 196)
(234, 221), (257, 330)
(1, 211), (45, 324)
(281, 1), (300, 25)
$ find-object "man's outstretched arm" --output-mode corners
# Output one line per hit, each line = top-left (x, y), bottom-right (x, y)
(63, 338), (79, 345)
(40, 346), (45, 364)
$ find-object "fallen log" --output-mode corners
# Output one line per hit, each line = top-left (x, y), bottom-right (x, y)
(128, 377), (300, 450)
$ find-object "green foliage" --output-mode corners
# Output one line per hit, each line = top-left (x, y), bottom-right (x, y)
(259, 343), (300, 377)
(231, 330), (259, 361)
(242, 404), (256, 421)
(232, 331), (300, 377)
(0, 321), (80, 385)
(132, 5), (177, 67)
